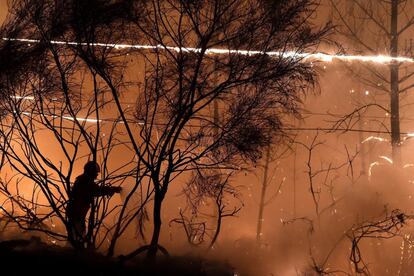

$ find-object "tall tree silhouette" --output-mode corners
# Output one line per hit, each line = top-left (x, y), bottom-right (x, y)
(330, 0), (414, 166)
(0, 0), (330, 257)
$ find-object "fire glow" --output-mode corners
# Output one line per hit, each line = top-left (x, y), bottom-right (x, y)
(3, 37), (414, 64)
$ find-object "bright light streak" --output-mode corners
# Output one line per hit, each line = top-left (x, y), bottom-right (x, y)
(368, 161), (380, 179)
(379, 155), (393, 164)
(10, 95), (35, 100)
(61, 115), (101, 123)
(401, 133), (414, 143)
(3, 37), (414, 64)
(18, 110), (147, 125)
(362, 136), (388, 143)
(19, 111), (102, 123)
(403, 164), (414, 169)
(10, 95), (147, 125)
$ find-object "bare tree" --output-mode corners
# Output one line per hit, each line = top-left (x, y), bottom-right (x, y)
(117, 0), (330, 258)
(181, 169), (242, 250)
(0, 0), (148, 251)
(0, 62), (139, 250)
(347, 209), (412, 275)
(330, 0), (414, 166)
(295, 132), (358, 216)
(0, 0), (330, 258)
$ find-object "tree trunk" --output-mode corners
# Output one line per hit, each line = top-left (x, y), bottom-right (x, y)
(147, 193), (163, 258)
(209, 204), (222, 250)
(357, 85), (366, 176)
(256, 145), (271, 244)
(390, 0), (401, 166)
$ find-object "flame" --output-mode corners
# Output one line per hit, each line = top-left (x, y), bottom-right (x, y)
(3, 37), (414, 64)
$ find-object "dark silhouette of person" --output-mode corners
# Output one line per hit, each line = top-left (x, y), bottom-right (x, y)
(67, 161), (121, 247)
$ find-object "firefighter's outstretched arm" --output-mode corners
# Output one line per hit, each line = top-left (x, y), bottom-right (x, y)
(93, 184), (122, 197)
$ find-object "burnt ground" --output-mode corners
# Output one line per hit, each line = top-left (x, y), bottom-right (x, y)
(0, 238), (235, 276)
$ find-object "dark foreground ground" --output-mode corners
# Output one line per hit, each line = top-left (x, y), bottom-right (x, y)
(0, 238), (235, 276)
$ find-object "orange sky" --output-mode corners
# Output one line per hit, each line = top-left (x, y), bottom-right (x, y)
(0, 0), (6, 24)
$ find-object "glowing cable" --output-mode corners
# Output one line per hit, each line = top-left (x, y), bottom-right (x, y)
(2, 37), (414, 64)
(10, 95), (35, 100)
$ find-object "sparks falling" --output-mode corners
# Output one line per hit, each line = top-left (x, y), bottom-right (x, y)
(3, 37), (414, 64)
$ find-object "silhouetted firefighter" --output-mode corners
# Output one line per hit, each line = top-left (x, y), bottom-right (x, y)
(67, 161), (121, 248)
